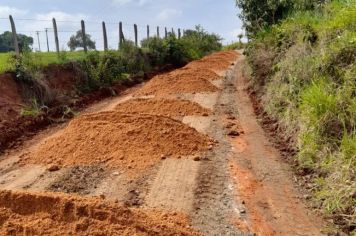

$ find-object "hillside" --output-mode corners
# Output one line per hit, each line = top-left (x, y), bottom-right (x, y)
(243, 0), (355, 233)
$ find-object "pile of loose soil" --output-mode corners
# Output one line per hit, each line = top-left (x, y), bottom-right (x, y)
(115, 98), (211, 118)
(0, 190), (199, 235)
(0, 73), (23, 122)
(186, 51), (239, 72)
(22, 112), (213, 173)
(135, 69), (219, 96)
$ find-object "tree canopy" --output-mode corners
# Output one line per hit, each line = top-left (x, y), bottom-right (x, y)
(67, 30), (96, 51)
(0, 31), (34, 53)
(236, 0), (326, 37)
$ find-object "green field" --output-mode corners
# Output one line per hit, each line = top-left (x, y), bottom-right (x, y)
(0, 51), (87, 73)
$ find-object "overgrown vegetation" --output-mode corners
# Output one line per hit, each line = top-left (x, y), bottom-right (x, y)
(240, 0), (355, 233)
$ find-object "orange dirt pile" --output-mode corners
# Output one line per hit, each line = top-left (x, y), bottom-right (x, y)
(0, 190), (199, 235)
(185, 51), (239, 72)
(115, 98), (211, 118)
(22, 112), (213, 173)
(135, 69), (219, 96)
(135, 51), (238, 96)
(0, 74), (23, 122)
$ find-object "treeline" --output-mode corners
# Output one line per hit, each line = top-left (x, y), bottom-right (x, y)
(237, 0), (355, 233)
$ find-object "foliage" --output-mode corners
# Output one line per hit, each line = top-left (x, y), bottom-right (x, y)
(141, 25), (222, 66)
(180, 25), (222, 59)
(0, 31), (33, 52)
(236, 0), (329, 37)
(68, 30), (96, 51)
(243, 0), (356, 232)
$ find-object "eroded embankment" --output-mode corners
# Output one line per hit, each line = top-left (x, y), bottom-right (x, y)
(0, 190), (199, 235)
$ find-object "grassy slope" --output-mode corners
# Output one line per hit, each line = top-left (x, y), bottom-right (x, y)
(245, 1), (355, 232)
(0, 51), (87, 73)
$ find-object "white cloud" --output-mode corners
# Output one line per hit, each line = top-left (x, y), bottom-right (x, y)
(35, 11), (87, 22)
(0, 5), (27, 18)
(112, 0), (133, 5)
(156, 9), (182, 21)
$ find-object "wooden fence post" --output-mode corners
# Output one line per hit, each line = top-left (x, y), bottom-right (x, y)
(102, 21), (108, 51)
(52, 18), (60, 56)
(157, 26), (160, 38)
(81, 20), (87, 53)
(165, 27), (167, 38)
(119, 21), (123, 49)
(178, 28), (181, 39)
(134, 24), (138, 47)
(9, 15), (19, 57)
(147, 25), (150, 39)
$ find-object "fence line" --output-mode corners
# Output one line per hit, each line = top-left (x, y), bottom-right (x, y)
(1, 15), (187, 55)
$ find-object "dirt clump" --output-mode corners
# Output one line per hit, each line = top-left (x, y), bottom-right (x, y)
(22, 112), (213, 173)
(135, 69), (220, 96)
(0, 190), (199, 235)
(115, 98), (212, 118)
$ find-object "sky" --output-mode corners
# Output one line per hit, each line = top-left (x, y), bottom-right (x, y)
(0, 0), (244, 51)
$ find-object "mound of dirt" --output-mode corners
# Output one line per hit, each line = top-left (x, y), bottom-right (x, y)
(135, 70), (219, 96)
(23, 112), (213, 173)
(0, 73), (23, 122)
(0, 190), (199, 235)
(115, 98), (211, 118)
(186, 51), (239, 72)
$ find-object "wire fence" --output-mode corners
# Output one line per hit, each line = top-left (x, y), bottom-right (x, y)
(0, 15), (185, 56)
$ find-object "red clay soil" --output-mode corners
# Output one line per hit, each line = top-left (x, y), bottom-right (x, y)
(115, 98), (211, 118)
(0, 73), (23, 122)
(135, 51), (238, 97)
(42, 64), (79, 92)
(185, 51), (238, 72)
(229, 66), (325, 236)
(0, 190), (199, 236)
(135, 69), (219, 96)
(22, 112), (213, 173)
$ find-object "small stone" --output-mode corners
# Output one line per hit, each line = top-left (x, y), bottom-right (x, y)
(202, 113), (209, 117)
(47, 165), (60, 172)
(161, 155), (167, 160)
(227, 115), (236, 120)
(112, 172), (119, 176)
(228, 130), (240, 137)
(240, 209), (246, 214)
(193, 156), (201, 161)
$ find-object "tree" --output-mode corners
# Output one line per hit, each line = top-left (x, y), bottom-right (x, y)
(236, 0), (327, 37)
(238, 33), (244, 43)
(67, 30), (96, 51)
(0, 31), (33, 52)
(236, 0), (293, 37)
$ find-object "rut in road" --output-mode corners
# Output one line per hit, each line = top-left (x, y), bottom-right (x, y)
(0, 50), (325, 235)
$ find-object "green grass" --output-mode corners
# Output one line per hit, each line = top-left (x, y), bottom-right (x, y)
(246, 0), (356, 232)
(0, 51), (88, 73)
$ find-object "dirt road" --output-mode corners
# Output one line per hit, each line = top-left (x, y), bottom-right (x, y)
(0, 51), (325, 235)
